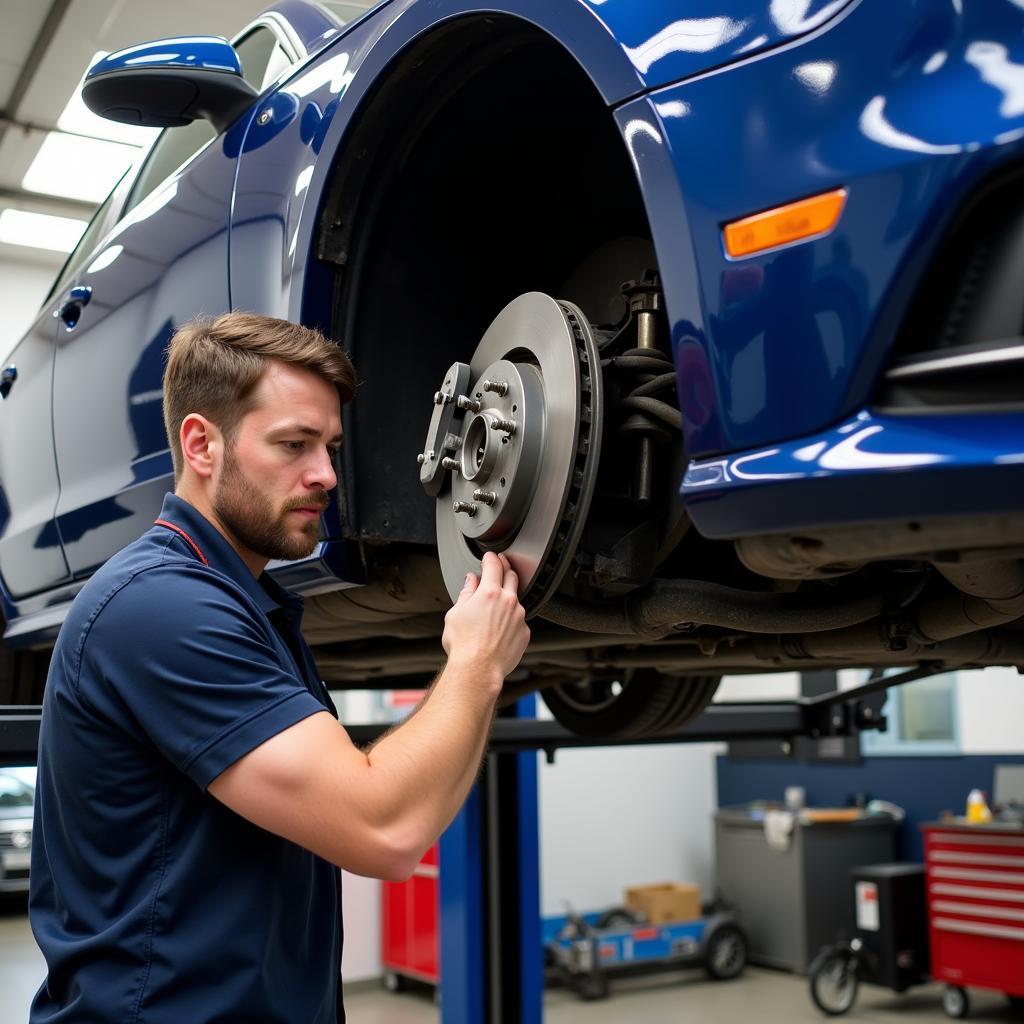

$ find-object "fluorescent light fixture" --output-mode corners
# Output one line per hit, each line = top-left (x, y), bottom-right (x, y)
(58, 52), (160, 147)
(0, 209), (87, 253)
(22, 131), (137, 203)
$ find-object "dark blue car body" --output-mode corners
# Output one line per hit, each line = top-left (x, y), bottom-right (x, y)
(2, 0), (1024, 722)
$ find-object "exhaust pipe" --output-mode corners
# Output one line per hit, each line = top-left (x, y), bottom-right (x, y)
(539, 579), (884, 637)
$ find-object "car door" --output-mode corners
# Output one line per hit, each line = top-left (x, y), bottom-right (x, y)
(0, 192), (120, 601)
(0, 306), (68, 601)
(50, 24), (295, 578)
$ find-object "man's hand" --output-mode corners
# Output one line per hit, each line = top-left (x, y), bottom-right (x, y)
(441, 551), (530, 692)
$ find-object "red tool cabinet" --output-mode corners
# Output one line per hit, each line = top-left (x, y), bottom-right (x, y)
(381, 843), (440, 987)
(923, 823), (1024, 999)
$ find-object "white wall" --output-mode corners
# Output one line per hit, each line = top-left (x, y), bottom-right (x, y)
(538, 742), (719, 917)
(0, 252), (62, 363)
(341, 872), (382, 982)
(957, 666), (1024, 754)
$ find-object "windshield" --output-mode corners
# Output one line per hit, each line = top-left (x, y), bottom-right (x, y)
(0, 774), (33, 809)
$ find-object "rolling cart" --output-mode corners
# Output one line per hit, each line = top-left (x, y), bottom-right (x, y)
(546, 904), (748, 1000)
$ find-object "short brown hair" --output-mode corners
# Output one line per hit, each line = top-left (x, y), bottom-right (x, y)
(163, 311), (356, 481)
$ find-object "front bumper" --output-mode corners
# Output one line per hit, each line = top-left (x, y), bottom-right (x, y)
(682, 409), (1024, 538)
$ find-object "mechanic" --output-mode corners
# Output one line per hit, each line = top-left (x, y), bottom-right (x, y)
(29, 311), (530, 1023)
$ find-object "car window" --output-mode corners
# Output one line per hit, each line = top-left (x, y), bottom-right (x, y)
(45, 182), (122, 304)
(0, 774), (33, 809)
(235, 25), (293, 93)
(123, 26), (291, 218)
(124, 118), (218, 217)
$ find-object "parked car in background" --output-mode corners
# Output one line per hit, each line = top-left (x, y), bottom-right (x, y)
(3, 0), (1024, 742)
(0, 773), (33, 893)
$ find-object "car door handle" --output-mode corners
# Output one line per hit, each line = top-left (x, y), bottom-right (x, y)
(0, 365), (16, 399)
(54, 285), (93, 330)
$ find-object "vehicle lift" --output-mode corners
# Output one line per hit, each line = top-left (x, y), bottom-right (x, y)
(0, 665), (939, 1023)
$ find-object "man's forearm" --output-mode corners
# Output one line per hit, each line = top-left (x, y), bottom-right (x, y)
(362, 658), (498, 857)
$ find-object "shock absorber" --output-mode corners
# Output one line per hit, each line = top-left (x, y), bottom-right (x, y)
(617, 272), (676, 505)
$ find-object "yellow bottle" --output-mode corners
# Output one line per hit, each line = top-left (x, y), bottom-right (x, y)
(966, 788), (993, 824)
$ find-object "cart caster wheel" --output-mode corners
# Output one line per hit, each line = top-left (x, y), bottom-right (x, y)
(574, 971), (609, 1001)
(942, 985), (969, 1019)
(808, 945), (860, 1016)
(382, 971), (403, 993)
(705, 925), (748, 981)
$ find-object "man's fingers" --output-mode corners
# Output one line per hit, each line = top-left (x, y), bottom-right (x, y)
(494, 552), (519, 596)
(457, 572), (479, 603)
(502, 564), (519, 596)
(479, 551), (504, 589)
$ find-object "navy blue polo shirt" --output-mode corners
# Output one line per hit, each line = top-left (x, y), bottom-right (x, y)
(30, 493), (344, 1023)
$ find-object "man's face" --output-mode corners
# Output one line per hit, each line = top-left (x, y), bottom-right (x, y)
(212, 361), (342, 565)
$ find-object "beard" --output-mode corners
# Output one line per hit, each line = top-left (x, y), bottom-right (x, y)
(213, 446), (328, 563)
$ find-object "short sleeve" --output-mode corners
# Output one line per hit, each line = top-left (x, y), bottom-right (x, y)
(81, 563), (327, 790)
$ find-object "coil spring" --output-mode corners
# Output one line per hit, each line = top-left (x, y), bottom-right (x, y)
(613, 347), (681, 437)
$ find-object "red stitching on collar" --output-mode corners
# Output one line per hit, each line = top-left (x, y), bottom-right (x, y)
(154, 518), (209, 566)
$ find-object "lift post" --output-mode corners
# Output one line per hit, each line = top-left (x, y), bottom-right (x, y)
(439, 697), (543, 1023)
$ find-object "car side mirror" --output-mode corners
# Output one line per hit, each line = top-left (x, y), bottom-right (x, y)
(82, 36), (258, 134)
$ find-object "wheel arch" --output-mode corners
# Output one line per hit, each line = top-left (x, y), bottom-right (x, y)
(299, 10), (665, 545)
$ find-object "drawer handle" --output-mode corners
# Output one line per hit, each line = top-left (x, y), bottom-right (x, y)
(934, 916), (1024, 941)
(932, 900), (1024, 922)
(931, 883), (1024, 903)
(932, 866), (1024, 885)
(928, 832), (1024, 849)
(932, 851), (1024, 868)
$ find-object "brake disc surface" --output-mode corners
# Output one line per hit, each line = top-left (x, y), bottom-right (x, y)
(421, 292), (603, 614)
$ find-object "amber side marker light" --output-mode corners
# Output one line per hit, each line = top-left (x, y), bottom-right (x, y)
(723, 188), (848, 259)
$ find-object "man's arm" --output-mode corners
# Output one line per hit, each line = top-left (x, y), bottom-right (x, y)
(208, 551), (528, 880)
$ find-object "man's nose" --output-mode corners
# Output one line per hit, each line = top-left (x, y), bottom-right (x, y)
(306, 447), (337, 492)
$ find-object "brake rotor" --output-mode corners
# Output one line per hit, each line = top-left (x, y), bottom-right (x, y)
(418, 292), (603, 615)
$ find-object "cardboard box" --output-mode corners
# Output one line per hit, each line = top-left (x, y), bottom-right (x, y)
(625, 882), (701, 924)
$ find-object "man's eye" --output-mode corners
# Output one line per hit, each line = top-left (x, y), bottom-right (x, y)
(283, 441), (305, 451)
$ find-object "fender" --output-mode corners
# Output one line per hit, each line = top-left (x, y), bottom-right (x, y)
(232, 0), (860, 325)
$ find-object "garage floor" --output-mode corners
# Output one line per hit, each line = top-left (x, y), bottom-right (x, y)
(2, 900), (1017, 1022)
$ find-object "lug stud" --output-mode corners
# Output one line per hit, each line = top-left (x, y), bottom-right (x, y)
(456, 395), (481, 413)
(433, 391), (445, 405)
(441, 457), (460, 473)
(444, 433), (463, 451)
(482, 379), (509, 397)
(490, 417), (516, 435)
(453, 500), (478, 516)
(416, 453), (426, 465)
(472, 489), (497, 506)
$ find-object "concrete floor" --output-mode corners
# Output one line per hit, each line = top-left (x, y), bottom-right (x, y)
(2, 897), (1020, 1023)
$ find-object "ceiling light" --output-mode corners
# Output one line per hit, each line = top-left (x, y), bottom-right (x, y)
(22, 132), (136, 203)
(0, 209), (87, 252)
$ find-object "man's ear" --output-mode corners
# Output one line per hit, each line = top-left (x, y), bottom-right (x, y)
(180, 414), (221, 480)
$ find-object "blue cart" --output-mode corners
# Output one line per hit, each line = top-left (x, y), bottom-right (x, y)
(545, 905), (748, 1000)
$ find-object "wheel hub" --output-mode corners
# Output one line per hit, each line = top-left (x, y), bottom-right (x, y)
(417, 292), (603, 613)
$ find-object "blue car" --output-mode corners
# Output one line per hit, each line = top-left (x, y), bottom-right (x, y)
(2, 0), (1024, 740)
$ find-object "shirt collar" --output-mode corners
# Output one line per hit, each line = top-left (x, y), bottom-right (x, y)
(154, 492), (302, 619)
